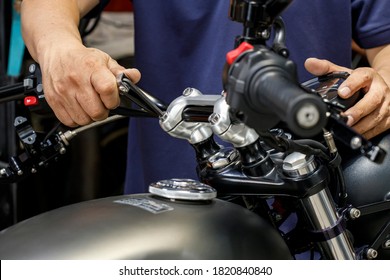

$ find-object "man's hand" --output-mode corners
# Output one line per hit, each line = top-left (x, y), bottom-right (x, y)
(305, 57), (390, 139)
(40, 46), (141, 127)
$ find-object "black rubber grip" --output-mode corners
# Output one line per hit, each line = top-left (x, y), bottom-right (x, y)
(250, 70), (327, 137)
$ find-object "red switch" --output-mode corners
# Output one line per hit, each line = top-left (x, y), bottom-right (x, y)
(226, 42), (254, 65)
(24, 96), (39, 106)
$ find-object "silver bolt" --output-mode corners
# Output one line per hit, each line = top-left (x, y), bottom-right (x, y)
(296, 103), (320, 129)
(208, 149), (238, 169)
(366, 248), (378, 259)
(31, 168), (37, 174)
(118, 85), (129, 93)
(208, 113), (220, 125)
(260, 29), (270, 39)
(17, 170), (23, 176)
(0, 169), (6, 175)
(29, 64), (36, 73)
(283, 152), (317, 178)
(384, 240), (390, 249)
(182, 88), (194, 96)
(59, 147), (66, 154)
(350, 136), (362, 149)
(349, 208), (361, 219)
(160, 112), (168, 122)
(283, 152), (308, 169)
(36, 83), (43, 93)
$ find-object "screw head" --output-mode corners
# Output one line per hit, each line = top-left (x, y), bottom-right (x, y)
(366, 248), (378, 259)
(350, 136), (362, 149)
(349, 208), (361, 219)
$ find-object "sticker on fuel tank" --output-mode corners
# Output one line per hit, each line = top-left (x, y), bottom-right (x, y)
(113, 198), (174, 214)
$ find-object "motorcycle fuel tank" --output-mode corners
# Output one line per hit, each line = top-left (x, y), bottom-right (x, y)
(0, 179), (292, 260)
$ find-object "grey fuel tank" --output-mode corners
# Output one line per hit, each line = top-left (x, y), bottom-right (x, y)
(0, 179), (292, 259)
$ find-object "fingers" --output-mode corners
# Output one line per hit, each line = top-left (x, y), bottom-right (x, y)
(338, 67), (373, 99)
(123, 68), (141, 83)
(90, 67), (121, 111)
(42, 48), (142, 127)
(90, 66), (142, 115)
(305, 57), (354, 98)
(304, 58), (351, 76)
(305, 58), (390, 139)
(343, 68), (385, 126)
(43, 73), (93, 127)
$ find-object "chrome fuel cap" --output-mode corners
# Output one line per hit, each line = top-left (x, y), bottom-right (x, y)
(149, 178), (217, 200)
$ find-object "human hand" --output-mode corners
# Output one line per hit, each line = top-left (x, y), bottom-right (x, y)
(39, 45), (141, 127)
(304, 57), (390, 139)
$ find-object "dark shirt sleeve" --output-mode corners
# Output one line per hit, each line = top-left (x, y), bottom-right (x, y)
(352, 0), (390, 48)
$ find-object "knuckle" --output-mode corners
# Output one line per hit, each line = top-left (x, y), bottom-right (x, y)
(96, 80), (116, 95)
(77, 116), (93, 126)
(90, 108), (109, 121)
(370, 94), (382, 107)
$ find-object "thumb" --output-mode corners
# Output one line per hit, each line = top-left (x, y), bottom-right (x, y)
(304, 58), (350, 76)
(123, 68), (141, 84)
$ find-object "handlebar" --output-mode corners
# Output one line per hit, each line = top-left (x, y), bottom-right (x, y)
(225, 45), (327, 137)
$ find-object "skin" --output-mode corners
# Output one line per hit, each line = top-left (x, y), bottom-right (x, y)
(305, 45), (390, 139)
(22, 0), (390, 139)
(21, 0), (140, 127)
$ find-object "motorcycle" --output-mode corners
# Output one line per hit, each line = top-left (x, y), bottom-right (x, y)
(0, 0), (389, 260)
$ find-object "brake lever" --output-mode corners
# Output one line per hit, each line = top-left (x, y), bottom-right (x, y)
(116, 73), (167, 117)
(302, 71), (364, 111)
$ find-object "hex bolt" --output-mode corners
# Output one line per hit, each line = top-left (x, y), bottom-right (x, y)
(182, 88), (194, 96)
(59, 147), (67, 155)
(160, 112), (168, 122)
(208, 149), (238, 169)
(349, 208), (361, 220)
(366, 248), (378, 259)
(208, 113), (220, 125)
(282, 152), (316, 177)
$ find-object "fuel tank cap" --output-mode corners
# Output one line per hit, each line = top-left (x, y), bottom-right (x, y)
(149, 178), (217, 200)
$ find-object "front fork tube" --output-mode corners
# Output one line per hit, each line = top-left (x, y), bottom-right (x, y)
(300, 188), (356, 259)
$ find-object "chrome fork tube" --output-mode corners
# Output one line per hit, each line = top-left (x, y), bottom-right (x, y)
(301, 188), (355, 259)
(282, 152), (356, 259)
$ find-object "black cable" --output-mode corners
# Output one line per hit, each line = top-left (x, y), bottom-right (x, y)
(79, 15), (101, 38)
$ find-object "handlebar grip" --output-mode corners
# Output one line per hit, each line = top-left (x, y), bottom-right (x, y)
(225, 47), (328, 138)
(249, 70), (327, 137)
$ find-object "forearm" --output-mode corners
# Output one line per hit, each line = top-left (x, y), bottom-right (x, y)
(20, 0), (98, 63)
(366, 44), (390, 86)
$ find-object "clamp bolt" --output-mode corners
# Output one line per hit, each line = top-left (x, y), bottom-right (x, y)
(209, 113), (220, 125)
(349, 208), (361, 220)
(182, 88), (194, 96)
(366, 248), (378, 259)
